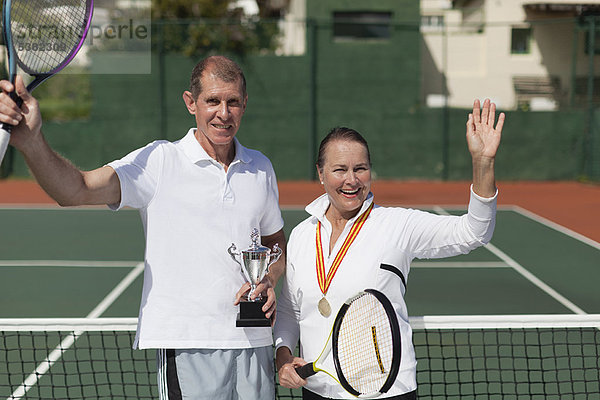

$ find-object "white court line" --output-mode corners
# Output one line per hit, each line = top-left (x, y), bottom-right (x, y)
(433, 206), (587, 316)
(0, 205), (126, 210)
(0, 205), (115, 210)
(9, 262), (145, 400)
(412, 261), (509, 268)
(0, 260), (140, 267)
(509, 205), (600, 251)
(433, 204), (600, 250)
(483, 242), (587, 314)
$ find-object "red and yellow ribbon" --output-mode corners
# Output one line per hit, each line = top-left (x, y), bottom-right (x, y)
(316, 203), (373, 295)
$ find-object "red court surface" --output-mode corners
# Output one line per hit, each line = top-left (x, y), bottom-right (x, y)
(280, 180), (600, 244)
(1, 179), (599, 243)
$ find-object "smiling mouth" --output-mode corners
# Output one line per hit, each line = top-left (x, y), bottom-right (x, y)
(213, 123), (232, 129)
(340, 188), (360, 196)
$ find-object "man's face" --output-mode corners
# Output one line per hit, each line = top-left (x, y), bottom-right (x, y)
(184, 70), (247, 151)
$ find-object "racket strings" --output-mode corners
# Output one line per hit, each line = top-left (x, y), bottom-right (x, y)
(10, 0), (89, 73)
(337, 293), (394, 395)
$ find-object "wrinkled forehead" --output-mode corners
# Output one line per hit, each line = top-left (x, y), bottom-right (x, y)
(322, 139), (370, 165)
(202, 67), (246, 96)
(197, 73), (247, 101)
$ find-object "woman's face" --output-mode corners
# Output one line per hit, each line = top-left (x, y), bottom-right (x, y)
(318, 139), (371, 220)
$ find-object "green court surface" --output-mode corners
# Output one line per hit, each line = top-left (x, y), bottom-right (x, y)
(0, 205), (599, 399)
(3, 207), (597, 317)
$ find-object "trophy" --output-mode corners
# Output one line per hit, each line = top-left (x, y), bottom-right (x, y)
(228, 228), (282, 327)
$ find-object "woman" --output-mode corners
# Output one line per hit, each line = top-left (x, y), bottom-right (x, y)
(274, 99), (504, 399)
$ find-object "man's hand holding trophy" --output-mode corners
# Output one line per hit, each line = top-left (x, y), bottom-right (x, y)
(229, 228), (282, 327)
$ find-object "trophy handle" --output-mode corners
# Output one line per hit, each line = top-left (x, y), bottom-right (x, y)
(268, 243), (282, 268)
(229, 243), (254, 288)
(228, 243), (241, 265)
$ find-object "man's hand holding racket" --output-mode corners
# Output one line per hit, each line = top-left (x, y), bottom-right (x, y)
(0, 0), (94, 166)
(0, 75), (121, 207)
(0, 76), (42, 152)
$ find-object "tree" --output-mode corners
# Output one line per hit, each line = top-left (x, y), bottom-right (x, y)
(152, 0), (281, 57)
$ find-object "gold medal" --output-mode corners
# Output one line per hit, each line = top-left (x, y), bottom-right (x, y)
(315, 203), (373, 319)
(318, 297), (331, 317)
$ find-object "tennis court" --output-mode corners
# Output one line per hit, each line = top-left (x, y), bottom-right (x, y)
(0, 181), (599, 399)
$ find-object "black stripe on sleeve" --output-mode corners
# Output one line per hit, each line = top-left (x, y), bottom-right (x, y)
(380, 263), (406, 290)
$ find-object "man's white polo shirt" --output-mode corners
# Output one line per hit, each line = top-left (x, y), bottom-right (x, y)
(107, 129), (284, 349)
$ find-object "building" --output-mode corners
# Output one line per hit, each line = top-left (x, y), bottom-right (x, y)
(421, 0), (600, 110)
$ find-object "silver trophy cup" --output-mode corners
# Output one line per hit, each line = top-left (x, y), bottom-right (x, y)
(228, 228), (282, 326)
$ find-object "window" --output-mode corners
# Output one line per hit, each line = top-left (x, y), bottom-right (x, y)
(584, 29), (600, 55)
(511, 27), (531, 54)
(333, 11), (392, 40)
(421, 15), (444, 32)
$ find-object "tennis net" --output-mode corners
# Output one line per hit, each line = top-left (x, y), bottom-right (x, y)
(1, 315), (599, 399)
(411, 314), (600, 399)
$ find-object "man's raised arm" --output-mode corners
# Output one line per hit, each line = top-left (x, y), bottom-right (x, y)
(0, 76), (121, 206)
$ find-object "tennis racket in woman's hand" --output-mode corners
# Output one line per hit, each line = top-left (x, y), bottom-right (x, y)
(0, 0), (94, 164)
(296, 289), (401, 398)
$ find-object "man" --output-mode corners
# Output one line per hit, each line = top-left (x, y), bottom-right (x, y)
(0, 56), (286, 400)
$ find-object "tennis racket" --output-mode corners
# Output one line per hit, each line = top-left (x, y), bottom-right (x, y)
(296, 289), (401, 398)
(0, 0), (94, 165)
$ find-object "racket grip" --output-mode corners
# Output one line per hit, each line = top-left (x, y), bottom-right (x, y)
(295, 362), (317, 379)
(0, 128), (11, 166)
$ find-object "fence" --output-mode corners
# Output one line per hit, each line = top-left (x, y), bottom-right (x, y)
(1, 16), (599, 181)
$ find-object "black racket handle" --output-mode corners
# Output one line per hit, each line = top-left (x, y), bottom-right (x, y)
(295, 362), (316, 379)
(0, 92), (24, 133)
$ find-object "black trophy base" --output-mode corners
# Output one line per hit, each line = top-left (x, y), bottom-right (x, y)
(236, 299), (271, 327)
